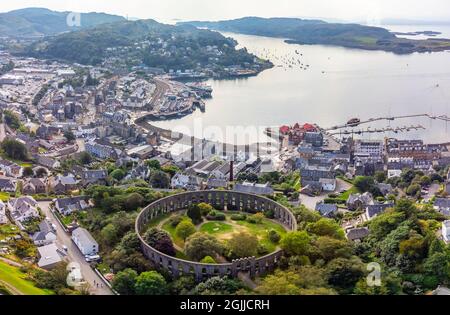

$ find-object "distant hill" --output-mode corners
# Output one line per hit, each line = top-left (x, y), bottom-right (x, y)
(21, 19), (263, 70)
(0, 7), (125, 37)
(180, 17), (450, 54)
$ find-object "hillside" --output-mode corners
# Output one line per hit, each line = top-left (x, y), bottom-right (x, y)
(0, 7), (125, 37)
(180, 17), (450, 54)
(21, 19), (267, 72)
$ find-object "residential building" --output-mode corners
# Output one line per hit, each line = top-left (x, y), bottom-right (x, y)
(0, 177), (17, 193)
(72, 227), (99, 256)
(85, 141), (119, 160)
(37, 156), (61, 169)
(49, 174), (78, 194)
(7, 196), (40, 223)
(55, 196), (90, 216)
(315, 202), (338, 217)
(346, 227), (370, 242)
(171, 173), (203, 190)
(233, 181), (274, 196)
(206, 178), (228, 190)
(37, 243), (65, 270)
(32, 220), (57, 246)
(363, 202), (394, 221)
(346, 192), (374, 211)
(442, 220), (450, 244)
(434, 198), (450, 216)
(22, 178), (47, 195)
(0, 160), (23, 178)
(81, 170), (108, 186)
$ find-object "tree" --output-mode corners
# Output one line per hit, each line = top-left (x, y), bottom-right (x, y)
(406, 184), (421, 197)
(185, 232), (223, 261)
(35, 167), (48, 178)
(3, 110), (21, 130)
(375, 171), (386, 183)
(112, 268), (138, 295)
(118, 232), (141, 254)
(124, 193), (144, 211)
(1, 139), (29, 161)
(424, 252), (450, 283)
(149, 170), (170, 188)
(227, 232), (258, 258)
(354, 176), (376, 193)
(110, 169), (126, 181)
(143, 228), (176, 256)
(187, 204), (202, 224)
(307, 218), (345, 240)
(326, 257), (365, 292)
(23, 166), (33, 177)
(256, 267), (335, 295)
(197, 202), (214, 216)
(14, 239), (36, 258)
(176, 220), (196, 241)
(315, 237), (352, 262)
(161, 165), (180, 177)
(193, 276), (242, 295)
(200, 256), (216, 264)
(134, 271), (168, 295)
(268, 230), (281, 244)
(78, 152), (92, 165)
(280, 231), (311, 256)
(64, 130), (76, 142)
(101, 223), (119, 246)
(145, 159), (161, 170)
(419, 176), (431, 187)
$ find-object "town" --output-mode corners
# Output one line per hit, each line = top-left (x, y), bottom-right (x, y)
(0, 7), (450, 298)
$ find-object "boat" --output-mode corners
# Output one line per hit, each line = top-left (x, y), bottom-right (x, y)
(347, 118), (361, 126)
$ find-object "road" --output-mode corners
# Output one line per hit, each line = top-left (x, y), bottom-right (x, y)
(0, 123), (6, 142)
(38, 201), (113, 295)
(423, 183), (441, 202)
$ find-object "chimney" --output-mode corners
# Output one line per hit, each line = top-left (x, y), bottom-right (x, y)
(229, 160), (234, 182)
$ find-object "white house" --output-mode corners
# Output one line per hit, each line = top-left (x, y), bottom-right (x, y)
(7, 196), (40, 224)
(442, 220), (450, 244)
(32, 220), (57, 246)
(72, 227), (98, 256)
(319, 178), (337, 192)
(387, 169), (402, 179)
(171, 173), (189, 189)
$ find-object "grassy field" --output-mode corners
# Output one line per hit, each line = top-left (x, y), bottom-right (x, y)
(0, 261), (53, 295)
(0, 224), (19, 237)
(160, 212), (288, 258)
(0, 191), (10, 202)
(200, 222), (233, 235)
(337, 186), (359, 201)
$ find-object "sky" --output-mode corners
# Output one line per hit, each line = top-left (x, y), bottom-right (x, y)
(1, 0), (450, 24)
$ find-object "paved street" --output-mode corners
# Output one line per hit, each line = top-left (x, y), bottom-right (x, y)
(38, 201), (113, 295)
(0, 123), (6, 142)
(424, 183), (441, 202)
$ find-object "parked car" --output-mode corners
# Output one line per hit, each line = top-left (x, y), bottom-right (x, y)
(85, 255), (101, 262)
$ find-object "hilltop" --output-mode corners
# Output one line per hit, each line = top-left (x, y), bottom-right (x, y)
(20, 19), (269, 73)
(0, 7), (125, 37)
(179, 17), (450, 54)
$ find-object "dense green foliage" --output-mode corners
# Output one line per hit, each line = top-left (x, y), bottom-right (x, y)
(1, 138), (29, 161)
